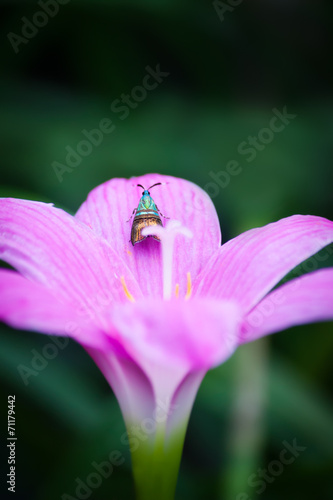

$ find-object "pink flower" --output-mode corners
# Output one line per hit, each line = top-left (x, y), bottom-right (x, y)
(1, 174), (333, 499)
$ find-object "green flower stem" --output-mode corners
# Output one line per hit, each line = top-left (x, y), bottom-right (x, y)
(129, 422), (188, 500)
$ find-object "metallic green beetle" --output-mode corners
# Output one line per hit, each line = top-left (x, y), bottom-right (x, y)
(127, 183), (168, 245)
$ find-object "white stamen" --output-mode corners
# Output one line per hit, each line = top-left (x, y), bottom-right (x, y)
(142, 220), (193, 300)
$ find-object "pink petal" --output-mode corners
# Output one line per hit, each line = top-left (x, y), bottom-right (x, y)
(0, 198), (143, 313)
(0, 270), (108, 349)
(75, 175), (221, 298)
(194, 215), (333, 312)
(240, 268), (333, 343)
(109, 297), (240, 383)
(87, 298), (240, 431)
(87, 347), (156, 425)
(87, 349), (207, 450)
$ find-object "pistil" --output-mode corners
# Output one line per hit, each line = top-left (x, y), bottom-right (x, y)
(142, 220), (193, 300)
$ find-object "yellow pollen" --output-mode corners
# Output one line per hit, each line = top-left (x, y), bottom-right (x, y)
(185, 272), (192, 300)
(120, 276), (135, 302)
(175, 283), (180, 298)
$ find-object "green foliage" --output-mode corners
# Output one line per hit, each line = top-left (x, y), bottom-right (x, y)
(1, 1), (332, 499)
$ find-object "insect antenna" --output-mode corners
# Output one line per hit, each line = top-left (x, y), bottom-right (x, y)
(147, 182), (162, 190)
(137, 184), (145, 190)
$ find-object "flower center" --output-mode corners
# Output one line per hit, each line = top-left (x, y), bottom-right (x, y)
(121, 220), (193, 302)
(120, 271), (192, 302)
(142, 220), (193, 300)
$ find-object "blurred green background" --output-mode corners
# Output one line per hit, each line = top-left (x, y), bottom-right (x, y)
(1, 0), (333, 499)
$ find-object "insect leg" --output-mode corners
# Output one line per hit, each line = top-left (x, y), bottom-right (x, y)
(156, 205), (169, 219)
(126, 208), (137, 222)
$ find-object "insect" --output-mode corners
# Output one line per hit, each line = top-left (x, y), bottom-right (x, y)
(127, 183), (168, 245)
